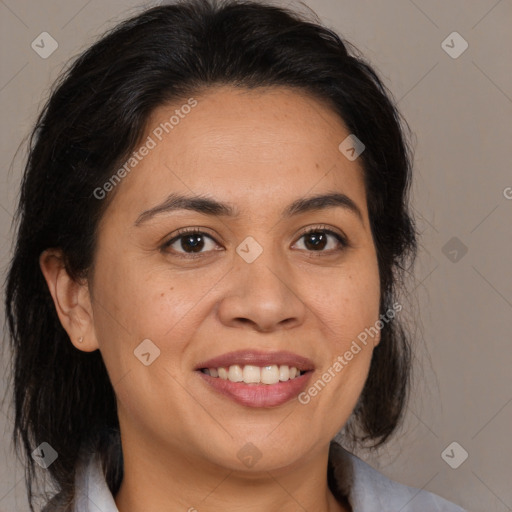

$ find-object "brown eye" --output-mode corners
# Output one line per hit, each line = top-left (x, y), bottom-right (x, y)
(294, 227), (348, 253)
(162, 229), (220, 256)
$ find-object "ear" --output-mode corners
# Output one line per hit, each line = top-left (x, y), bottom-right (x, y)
(39, 249), (99, 352)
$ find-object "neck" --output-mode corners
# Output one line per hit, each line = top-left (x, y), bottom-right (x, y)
(113, 432), (350, 512)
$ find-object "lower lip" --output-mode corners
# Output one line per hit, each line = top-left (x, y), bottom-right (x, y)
(196, 371), (313, 408)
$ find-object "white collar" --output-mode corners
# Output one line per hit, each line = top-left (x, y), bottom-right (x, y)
(71, 441), (466, 511)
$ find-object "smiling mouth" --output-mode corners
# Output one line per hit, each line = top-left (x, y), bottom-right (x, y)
(199, 364), (307, 385)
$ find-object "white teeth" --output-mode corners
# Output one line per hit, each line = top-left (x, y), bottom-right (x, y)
(202, 364), (303, 384)
(242, 365), (261, 383)
(279, 365), (290, 381)
(228, 364), (244, 382)
(261, 365), (280, 384)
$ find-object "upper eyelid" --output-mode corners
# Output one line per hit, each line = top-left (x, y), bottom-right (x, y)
(163, 226), (347, 251)
(294, 227), (349, 248)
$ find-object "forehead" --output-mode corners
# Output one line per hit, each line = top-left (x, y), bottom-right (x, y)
(105, 85), (368, 223)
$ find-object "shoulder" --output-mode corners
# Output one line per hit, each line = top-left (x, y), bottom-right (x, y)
(329, 441), (468, 512)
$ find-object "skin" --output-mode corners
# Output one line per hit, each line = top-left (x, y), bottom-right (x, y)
(40, 85), (381, 512)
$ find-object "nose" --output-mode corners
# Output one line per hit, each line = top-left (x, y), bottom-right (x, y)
(216, 248), (307, 333)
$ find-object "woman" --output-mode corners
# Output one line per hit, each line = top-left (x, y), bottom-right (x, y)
(4, 0), (467, 510)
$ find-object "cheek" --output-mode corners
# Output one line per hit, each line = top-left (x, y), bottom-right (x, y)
(312, 257), (380, 349)
(302, 251), (380, 410)
(90, 246), (223, 369)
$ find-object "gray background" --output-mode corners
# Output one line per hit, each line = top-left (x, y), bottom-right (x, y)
(1, 1), (511, 511)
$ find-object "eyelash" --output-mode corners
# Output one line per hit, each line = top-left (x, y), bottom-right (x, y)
(161, 225), (349, 259)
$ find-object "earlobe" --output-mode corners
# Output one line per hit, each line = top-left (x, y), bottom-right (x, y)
(39, 249), (99, 352)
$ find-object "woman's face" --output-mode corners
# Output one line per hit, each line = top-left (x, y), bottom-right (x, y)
(84, 85), (381, 471)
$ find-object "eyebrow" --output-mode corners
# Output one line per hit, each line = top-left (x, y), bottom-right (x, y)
(134, 191), (364, 226)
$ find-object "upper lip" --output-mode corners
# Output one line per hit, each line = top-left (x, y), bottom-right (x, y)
(194, 350), (315, 372)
